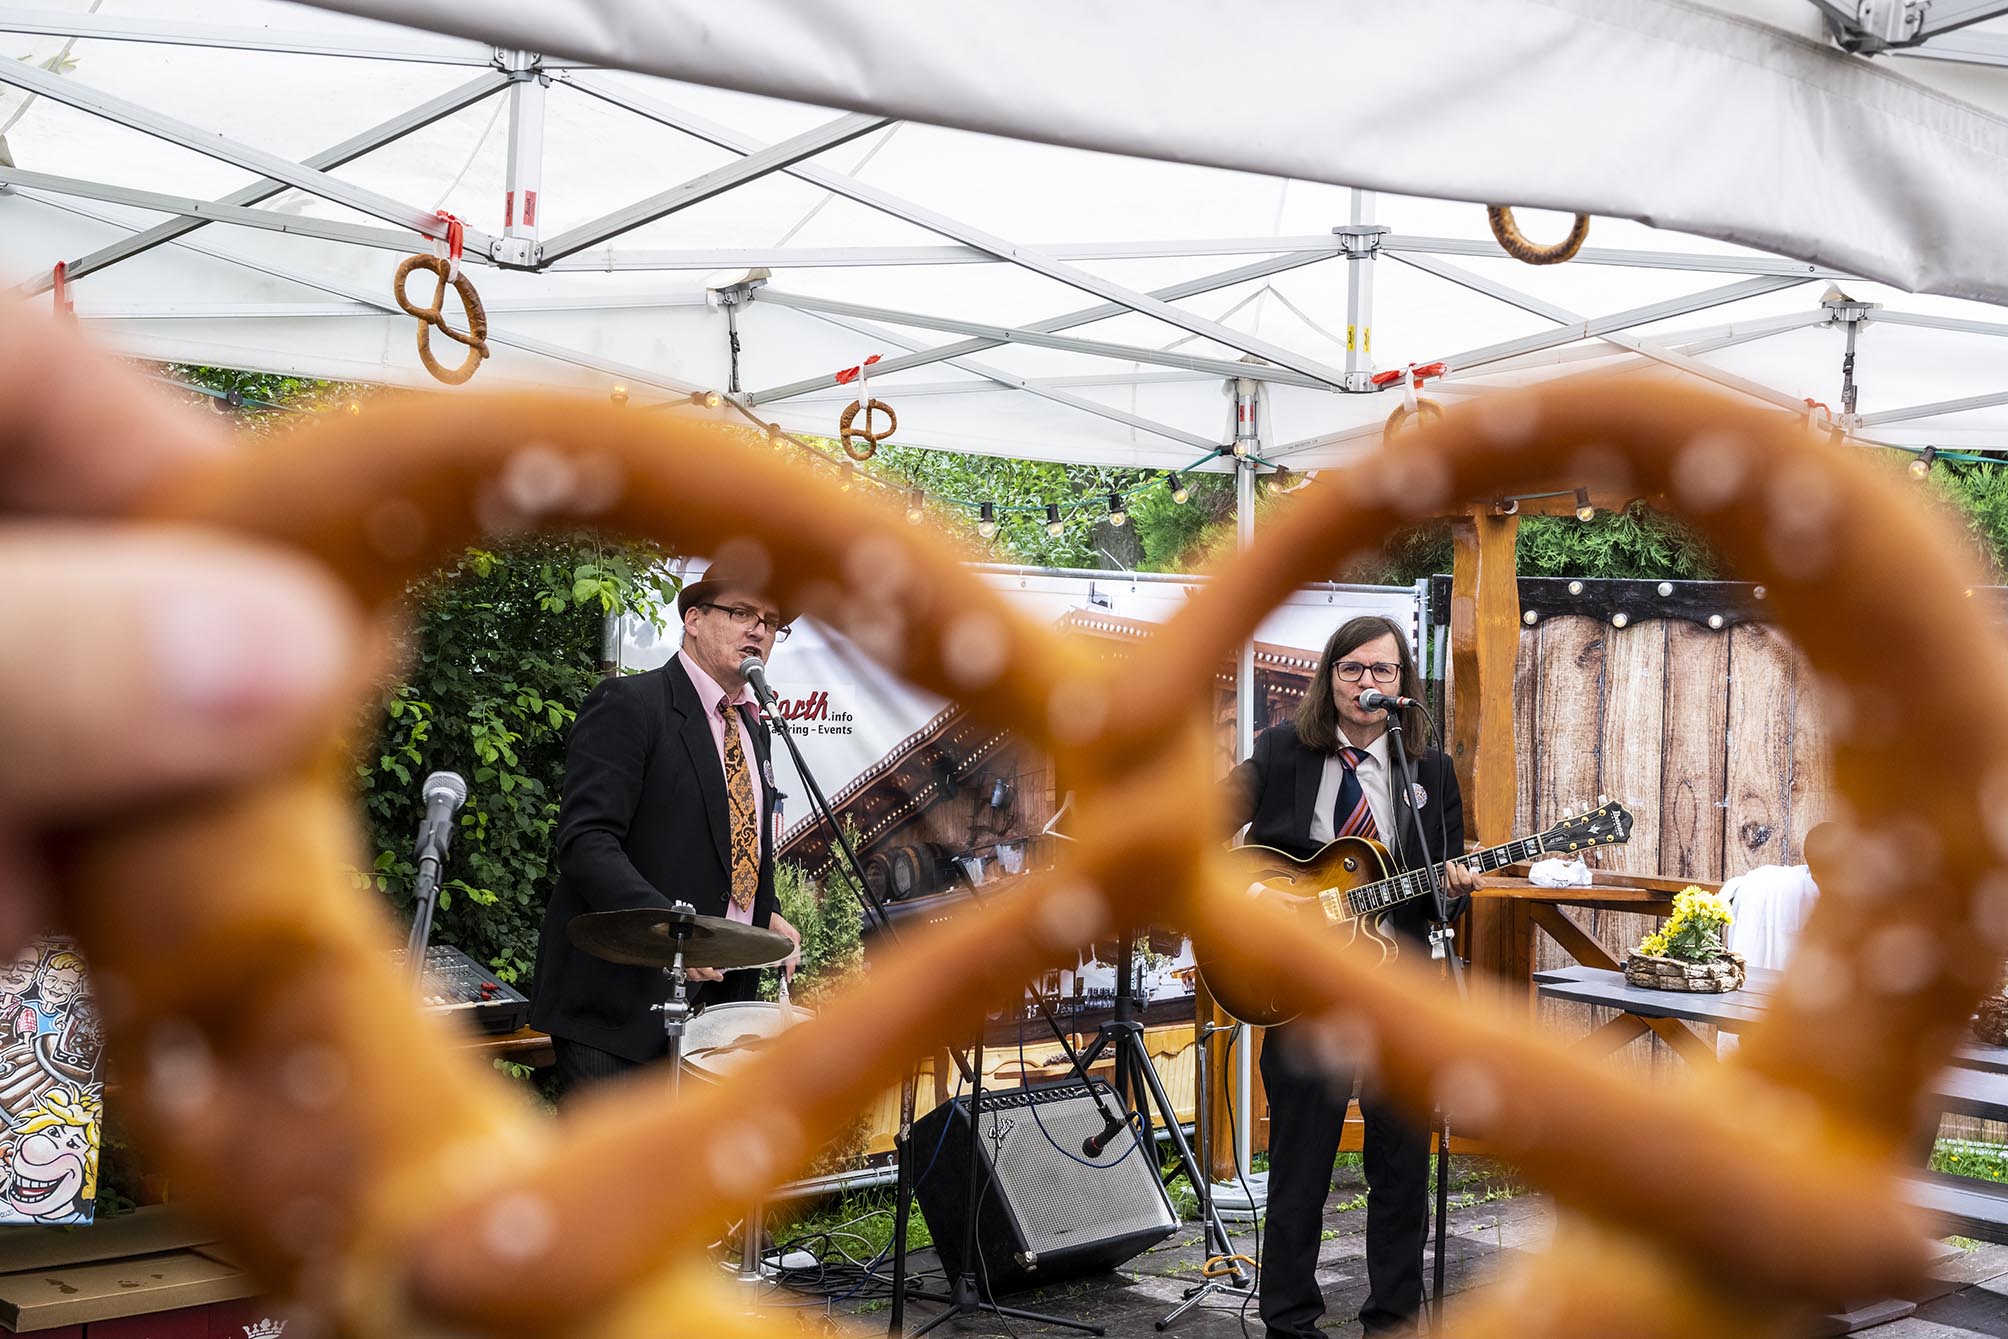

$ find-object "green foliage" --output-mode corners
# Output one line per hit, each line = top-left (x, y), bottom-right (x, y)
(840, 439), (1226, 572)
(771, 1190), (933, 1261)
(162, 363), (372, 435)
(353, 537), (675, 988)
(1933, 1140), (2008, 1184)
(759, 840), (867, 1009)
(1924, 460), (2008, 580)
(1638, 887), (1734, 962)
(1516, 504), (1719, 580)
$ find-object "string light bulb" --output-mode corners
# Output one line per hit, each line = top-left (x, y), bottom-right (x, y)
(609, 384), (629, 407)
(1170, 474), (1190, 505)
(1107, 491), (1127, 527)
(690, 389), (723, 410)
(905, 488), (925, 524)
(1045, 503), (1064, 537)
(1574, 488), (1595, 523)
(1230, 440), (1249, 459)
(977, 502), (998, 539)
(1910, 446), (1937, 479)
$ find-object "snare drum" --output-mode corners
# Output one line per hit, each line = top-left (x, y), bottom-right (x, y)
(680, 1001), (813, 1083)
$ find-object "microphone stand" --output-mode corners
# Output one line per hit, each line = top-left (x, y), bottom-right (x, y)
(1377, 700), (1465, 1332)
(748, 666), (1118, 1335)
(404, 796), (459, 987)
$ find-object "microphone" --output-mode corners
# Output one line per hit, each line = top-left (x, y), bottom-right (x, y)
(413, 770), (468, 867)
(1358, 688), (1422, 712)
(1081, 1111), (1128, 1159)
(739, 655), (780, 709)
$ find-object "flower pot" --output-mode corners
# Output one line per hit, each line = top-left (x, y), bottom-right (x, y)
(1622, 950), (1746, 994)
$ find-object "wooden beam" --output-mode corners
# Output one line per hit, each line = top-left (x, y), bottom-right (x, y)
(1451, 504), (1520, 980)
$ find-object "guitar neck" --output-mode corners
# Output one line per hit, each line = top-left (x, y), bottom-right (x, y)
(1319, 834), (1546, 925)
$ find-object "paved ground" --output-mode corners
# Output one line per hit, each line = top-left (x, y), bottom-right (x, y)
(815, 1159), (2008, 1337)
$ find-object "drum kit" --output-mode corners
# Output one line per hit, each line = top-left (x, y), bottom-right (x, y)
(565, 901), (807, 1094)
(567, 900), (810, 1285)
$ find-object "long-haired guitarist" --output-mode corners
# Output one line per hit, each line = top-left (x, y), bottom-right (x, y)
(1223, 614), (1479, 1339)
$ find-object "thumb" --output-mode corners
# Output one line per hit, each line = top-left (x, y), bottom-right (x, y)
(0, 524), (363, 821)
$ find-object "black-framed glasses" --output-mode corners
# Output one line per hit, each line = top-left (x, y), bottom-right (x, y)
(699, 602), (793, 641)
(1334, 660), (1400, 685)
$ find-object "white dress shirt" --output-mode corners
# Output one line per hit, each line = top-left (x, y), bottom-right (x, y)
(1307, 726), (1395, 845)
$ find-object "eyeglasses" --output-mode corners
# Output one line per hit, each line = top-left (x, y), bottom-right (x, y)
(1334, 660), (1400, 684)
(699, 602), (793, 641)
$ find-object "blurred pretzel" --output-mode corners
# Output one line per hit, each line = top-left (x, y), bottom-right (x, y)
(18, 311), (2003, 1337)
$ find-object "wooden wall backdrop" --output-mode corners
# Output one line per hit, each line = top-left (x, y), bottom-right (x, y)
(1502, 615), (1831, 1073)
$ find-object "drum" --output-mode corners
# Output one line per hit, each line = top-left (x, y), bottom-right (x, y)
(679, 1001), (813, 1084)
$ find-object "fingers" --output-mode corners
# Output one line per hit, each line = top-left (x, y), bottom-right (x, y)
(0, 300), (229, 515)
(0, 524), (364, 821)
(687, 967), (725, 983)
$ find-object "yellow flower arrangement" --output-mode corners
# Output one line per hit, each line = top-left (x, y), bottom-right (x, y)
(1637, 886), (1734, 962)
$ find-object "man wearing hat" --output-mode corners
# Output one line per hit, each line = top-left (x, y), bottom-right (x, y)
(530, 563), (802, 1096)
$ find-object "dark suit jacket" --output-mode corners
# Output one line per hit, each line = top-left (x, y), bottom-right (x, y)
(530, 653), (779, 1062)
(1223, 723), (1467, 945)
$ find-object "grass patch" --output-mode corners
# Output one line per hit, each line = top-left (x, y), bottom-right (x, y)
(1933, 1140), (2008, 1183)
(768, 1188), (932, 1263)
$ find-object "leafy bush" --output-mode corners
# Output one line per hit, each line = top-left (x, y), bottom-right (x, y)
(351, 537), (676, 987)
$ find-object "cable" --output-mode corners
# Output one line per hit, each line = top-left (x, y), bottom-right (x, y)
(1013, 1008), (1150, 1172)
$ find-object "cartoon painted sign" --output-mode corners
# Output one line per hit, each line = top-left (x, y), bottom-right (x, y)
(0, 939), (105, 1225)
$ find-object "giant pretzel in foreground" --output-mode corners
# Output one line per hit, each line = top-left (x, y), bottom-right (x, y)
(44, 362), (2008, 1338)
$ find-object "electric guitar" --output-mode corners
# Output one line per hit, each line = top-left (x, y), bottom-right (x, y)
(1200, 800), (1637, 1026)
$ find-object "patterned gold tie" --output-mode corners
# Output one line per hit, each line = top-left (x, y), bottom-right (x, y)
(718, 697), (759, 912)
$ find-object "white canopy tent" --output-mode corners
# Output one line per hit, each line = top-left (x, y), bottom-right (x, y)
(6, 0), (2008, 474)
(13, 0), (2005, 1185)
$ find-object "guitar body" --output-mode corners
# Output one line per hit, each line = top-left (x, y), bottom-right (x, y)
(1193, 801), (1636, 1028)
(1199, 837), (1401, 1028)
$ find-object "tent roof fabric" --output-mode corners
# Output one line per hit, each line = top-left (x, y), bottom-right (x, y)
(6, 0), (2008, 469)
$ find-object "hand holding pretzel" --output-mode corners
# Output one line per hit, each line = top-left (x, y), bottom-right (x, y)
(12, 293), (2006, 1338)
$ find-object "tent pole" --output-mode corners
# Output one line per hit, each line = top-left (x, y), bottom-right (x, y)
(1232, 376), (1260, 1177)
(1341, 188), (1383, 393)
(497, 50), (548, 269)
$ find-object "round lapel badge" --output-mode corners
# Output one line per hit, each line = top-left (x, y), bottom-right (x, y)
(1411, 782), (1429, 810)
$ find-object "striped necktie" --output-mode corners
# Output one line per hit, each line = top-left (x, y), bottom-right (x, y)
(718, 697), (759, 912)
(1332, 746), (1379, 841)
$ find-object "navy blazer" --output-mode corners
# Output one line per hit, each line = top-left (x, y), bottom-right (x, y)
(1224, 723), (1467, 945)
(530, 653), (779, 1062)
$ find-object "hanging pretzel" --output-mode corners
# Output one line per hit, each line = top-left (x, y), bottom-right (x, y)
(393, 254), (490, 387)
(1487, 204), (1591, 265)
(40, 368), (2004, 1337)
(838, 397), (896, 460)
(1376, 363), (1449, 441)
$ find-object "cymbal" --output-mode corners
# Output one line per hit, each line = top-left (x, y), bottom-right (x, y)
(567, 907), (792, 971)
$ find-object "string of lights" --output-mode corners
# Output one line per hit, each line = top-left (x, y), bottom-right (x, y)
(155, 373), (2001, 533)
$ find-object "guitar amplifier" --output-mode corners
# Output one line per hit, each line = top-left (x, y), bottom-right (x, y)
(389, 944), (530, 1035)
(902, 1078), (1177, 1293)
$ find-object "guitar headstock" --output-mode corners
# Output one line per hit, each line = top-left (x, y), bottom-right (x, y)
(1541, 800), (1636, 853)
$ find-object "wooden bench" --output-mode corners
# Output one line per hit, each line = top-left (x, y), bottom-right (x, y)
(1533, 966), (2008, 1247)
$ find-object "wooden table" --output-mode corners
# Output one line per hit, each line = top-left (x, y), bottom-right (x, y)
(457, 1024), (555, 1069)
(1470, 875), (1674, 982)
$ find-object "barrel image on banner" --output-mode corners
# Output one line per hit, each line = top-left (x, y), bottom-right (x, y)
(0, 937), (106, 1225)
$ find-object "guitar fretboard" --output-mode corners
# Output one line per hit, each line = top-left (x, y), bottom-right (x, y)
(1318, 836), (1545, 924)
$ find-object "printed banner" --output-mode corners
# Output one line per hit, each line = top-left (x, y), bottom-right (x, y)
(0, 937), (105, 1225)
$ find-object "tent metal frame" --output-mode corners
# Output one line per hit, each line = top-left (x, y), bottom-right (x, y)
(3, 12), (1998, 467)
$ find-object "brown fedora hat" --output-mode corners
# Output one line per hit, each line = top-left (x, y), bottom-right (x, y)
(675, 562), (798, 625)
